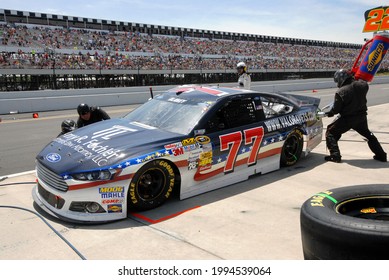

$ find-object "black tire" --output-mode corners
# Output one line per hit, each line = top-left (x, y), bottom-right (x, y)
(300, 184), (389, 260)
(128, 159), (176, 211)
(280, 130), (303, 167)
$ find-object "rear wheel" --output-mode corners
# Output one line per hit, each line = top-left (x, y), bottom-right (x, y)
(128, 159), (175, 211)
(280, 130), (303, 167)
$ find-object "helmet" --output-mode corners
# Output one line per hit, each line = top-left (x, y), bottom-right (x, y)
(237, 61), (247, 72)
(334, 69), (352, 88)
(61, 119), (76, 134)
(77, 103), (90, 115)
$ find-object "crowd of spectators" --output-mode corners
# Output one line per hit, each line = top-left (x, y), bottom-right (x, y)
(1, 23), (388, 71)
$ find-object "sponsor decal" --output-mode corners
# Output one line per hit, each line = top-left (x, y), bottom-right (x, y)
(367, 42), (384, 71)
(182, 138), (196, 146)
(188, 160), (198, 170)
(164, 142), (182, 150)
(107, 204), (122, 213)
(264, 111), (315, 133)
(55, 126), (172, 167)
(102, 199), (124, 204)
(195, 135), (211, 145)
(54, 129), (126, 167)
(188, 149), (203, 161)
(92, 125), (137, 140)
(46, 153), (61, 163)
(188, 148), (203, 170)
(99, 186), (125, 199)
(99, 186), (124, 193)
(183, 143), (200, 152)
(172, 147), (185, 156)
(198, 150), (213, 171)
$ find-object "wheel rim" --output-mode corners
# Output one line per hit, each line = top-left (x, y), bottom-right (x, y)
(336, 196), (389, 220)
(283, 135), (299, 162)
(137, 168), (166, 201)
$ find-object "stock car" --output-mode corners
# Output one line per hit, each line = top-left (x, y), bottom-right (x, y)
(33, 85), (323, 223)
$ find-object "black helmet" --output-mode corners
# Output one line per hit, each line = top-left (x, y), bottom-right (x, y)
(77, 103), (90, 115)
(61, 119), (76, 133)
(334, 69), (352, 88)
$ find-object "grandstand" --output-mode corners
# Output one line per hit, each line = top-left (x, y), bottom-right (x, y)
(0, 8), (385, 91)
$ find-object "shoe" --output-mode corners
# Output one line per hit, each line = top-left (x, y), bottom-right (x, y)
(374, 155), (387, 162)
(324, 155), (341, 163)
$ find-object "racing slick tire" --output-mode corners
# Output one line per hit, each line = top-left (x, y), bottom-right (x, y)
(280, 130), (303, 167)
(300, 184), (389, 260)
(128, 159), (176, 211)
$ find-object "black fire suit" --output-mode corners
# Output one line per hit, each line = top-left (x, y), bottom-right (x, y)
(77, 106), (110, 128)
(326, 78), (387, 161)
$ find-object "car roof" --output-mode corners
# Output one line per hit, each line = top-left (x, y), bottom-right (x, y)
(163, 85), (256, 102)
(162, 85), (303, 107)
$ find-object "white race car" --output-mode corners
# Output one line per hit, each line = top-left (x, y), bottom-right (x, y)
(33, 85), (323, 223)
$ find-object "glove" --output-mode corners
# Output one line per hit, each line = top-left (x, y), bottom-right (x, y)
(326, 111), (334, 117)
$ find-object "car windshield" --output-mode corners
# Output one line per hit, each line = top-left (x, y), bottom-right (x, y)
(122, 98), (211, 135)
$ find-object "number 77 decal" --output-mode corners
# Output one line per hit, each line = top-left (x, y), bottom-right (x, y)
(219, 126), (264, 173)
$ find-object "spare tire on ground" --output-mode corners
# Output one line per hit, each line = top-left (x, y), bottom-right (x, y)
(300, 184), (389, 260)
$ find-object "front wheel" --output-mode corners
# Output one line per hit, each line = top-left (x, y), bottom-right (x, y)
(128, 159), (176, 211)
(280, 130), (303, 167)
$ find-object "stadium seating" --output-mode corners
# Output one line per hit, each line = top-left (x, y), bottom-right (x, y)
(2, 23), (384, 71)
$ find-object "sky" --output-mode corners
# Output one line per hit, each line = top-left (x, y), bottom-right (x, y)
(0, 0), (386, 44)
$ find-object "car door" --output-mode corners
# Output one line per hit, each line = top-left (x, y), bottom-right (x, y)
(193, 94), (266, 181)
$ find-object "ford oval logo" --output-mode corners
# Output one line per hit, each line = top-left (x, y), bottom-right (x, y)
(46, 153), (61, 163)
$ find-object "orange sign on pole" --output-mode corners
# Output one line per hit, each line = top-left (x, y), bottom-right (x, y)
(363, 6), (389, 33)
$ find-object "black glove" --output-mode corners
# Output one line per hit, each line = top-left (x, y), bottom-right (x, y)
(326, 111), (334, 117)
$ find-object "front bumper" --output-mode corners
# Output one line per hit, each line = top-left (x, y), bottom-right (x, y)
(32, 180), (129, 223)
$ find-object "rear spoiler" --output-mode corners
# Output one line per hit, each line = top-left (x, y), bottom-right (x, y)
(277, 92), (321, 107)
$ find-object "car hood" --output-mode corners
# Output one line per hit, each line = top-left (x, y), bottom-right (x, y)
(36, 118), (183, 174)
